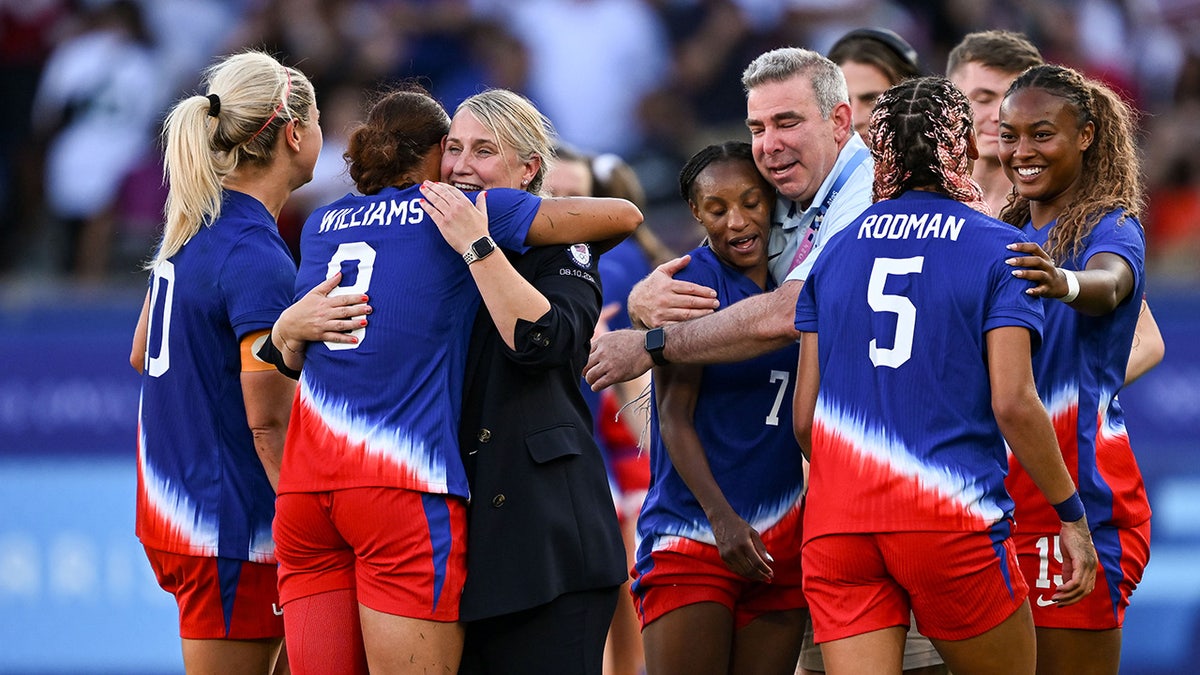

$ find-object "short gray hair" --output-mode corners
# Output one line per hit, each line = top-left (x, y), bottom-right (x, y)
(741, 47), (848, 119)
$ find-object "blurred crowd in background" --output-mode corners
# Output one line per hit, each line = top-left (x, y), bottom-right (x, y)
(3, 0), (1199, 286)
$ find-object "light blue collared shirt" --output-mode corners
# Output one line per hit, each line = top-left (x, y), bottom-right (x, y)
(767, 132), (874, 285)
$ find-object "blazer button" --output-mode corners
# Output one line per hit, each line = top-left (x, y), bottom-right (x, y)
(477, 428), (492, 443)
(491, 494), (506, 508)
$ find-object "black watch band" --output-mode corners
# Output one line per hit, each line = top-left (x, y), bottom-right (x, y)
(645, 327), (669, 367)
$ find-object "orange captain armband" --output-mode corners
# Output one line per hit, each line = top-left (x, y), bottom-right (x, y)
(241, 329), (277, 372)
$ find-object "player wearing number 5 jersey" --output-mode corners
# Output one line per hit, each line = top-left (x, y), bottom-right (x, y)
(129, 51), (320, 675)
(268, 86), (641, 675)
(793, 77), (1096, 675)
(632, 142), (808, 675)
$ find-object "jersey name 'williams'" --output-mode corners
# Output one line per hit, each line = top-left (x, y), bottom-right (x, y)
(317, 197), (425, 233)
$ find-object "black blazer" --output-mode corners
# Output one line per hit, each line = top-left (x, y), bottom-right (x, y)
(457, 244), (627, 622)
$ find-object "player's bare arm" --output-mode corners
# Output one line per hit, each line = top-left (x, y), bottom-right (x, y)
(986, 325), (1097, 605)
(270, 272), (371, 371)
(1126, 299), (1164, 385)
(1006, 243), (1135, 317)
(792, 331), (819, 462)
(240, 366), (295, 493)
(130, 290), (151, 373)
(656, 361), (773, 582)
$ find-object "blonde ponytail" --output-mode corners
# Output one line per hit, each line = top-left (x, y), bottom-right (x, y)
(151, 51), (315, 268)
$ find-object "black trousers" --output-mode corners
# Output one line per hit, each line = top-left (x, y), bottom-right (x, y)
(458, 586), (621, 675)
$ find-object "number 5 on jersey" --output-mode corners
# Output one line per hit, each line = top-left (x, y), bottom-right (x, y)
(867, 256), (924, 369)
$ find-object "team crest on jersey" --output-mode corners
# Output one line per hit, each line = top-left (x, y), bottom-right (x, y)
(568, 243), (592, 268)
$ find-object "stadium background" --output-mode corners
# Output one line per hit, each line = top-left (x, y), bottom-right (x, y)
(1, 1), (1197, 672)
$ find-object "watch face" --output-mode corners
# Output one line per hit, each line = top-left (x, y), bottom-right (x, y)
(645, 327), (668, 366)
(472, 237), (495, 257)
(646, 327), (665, 351)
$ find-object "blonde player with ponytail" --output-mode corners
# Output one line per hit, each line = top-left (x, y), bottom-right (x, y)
(129, 50), (321, 675)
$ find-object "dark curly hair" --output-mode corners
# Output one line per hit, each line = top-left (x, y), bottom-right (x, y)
(345, 84), (450, 195)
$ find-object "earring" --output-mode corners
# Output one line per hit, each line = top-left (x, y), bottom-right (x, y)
(521, 179), (529, 187)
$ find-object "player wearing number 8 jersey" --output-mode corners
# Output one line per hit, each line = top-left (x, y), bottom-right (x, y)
(792, 77), (1096, 674)
(269, 86), (641, 674)
(129, 51), (321, 674)
(281, 170), (539, 501)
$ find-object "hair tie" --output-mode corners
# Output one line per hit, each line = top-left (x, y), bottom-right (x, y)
(206, 93), (221, 117)
(247, 67), (293, 145)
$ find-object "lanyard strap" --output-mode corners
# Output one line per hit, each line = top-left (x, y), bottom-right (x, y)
(787, 148), (869, 273)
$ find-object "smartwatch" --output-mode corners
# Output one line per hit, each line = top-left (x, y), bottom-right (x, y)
(645, 327), (669, 366)
(462, 235), (496, 265)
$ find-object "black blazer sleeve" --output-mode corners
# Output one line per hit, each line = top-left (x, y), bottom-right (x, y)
(458, 244), (627, 622)
(505, 244), (603, 369)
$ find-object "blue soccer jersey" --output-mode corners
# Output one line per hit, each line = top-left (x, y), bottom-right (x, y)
(794, 191), (1044, 539)
(635, 245), (804, 564)
(278, 186), (539, 500)
(1006, 210), (1151, 533)
(136, 190), (296, 562)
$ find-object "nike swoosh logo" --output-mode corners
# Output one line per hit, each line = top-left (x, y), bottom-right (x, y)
(1035, 595), (1056, 607)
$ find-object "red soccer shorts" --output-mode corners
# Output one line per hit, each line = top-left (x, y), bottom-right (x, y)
(803, 529), (1028, 643)
(143, 547), (284, 640)
(274, 487), (467, 622)
(632, 511), (806, 631)
(1015, 519), (1150, 629)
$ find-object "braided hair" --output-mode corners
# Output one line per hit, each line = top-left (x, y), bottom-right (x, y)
(678, 141), (755, 203)
(997, 65), (1144, 263)
(868, 76), (987, 212)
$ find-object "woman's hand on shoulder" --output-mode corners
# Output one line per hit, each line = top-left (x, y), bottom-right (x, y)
(1004, 241), (1067, 299)
(418, 181), (490, 254)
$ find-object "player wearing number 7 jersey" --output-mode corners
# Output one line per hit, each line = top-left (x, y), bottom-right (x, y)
(792, 77), (1096, 675)
(632, 142), (808, 675)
